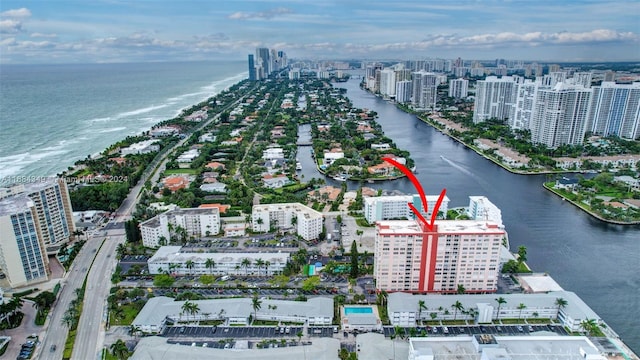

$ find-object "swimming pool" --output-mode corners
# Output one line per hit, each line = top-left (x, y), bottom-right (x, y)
(344, 307), (373, 315)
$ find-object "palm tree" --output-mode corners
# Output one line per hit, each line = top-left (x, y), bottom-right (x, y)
(110, 339), (129, 360)
(205, 258), (216, 275)
(62, 312), (75, 328)
(580, 318), (598, 336)
(255, 258), (265, 276)
(185, 260), (195, 276)
(554, 297), (568, 321)
(264, 261), (271, 276)
(452, 301), (464, 321)
(417, 300), (427, 325)
(495, 297), (507, 321)
(456, 284), (466, 294)
(517, 303), (527, 319)
(467, 308), (478, 324)
(181, 300), (196, 321)
(241, 258), (252, 275)
(251, 295), (262, 324)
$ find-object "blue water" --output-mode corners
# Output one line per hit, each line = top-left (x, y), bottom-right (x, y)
(344, 307), (374, 314)
(0, 61), (247, 178)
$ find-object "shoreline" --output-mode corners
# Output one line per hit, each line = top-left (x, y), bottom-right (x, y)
(542, 183), (640, 226)
(391, 103), (640, 226)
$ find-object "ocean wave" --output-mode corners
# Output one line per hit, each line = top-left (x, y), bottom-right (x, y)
(116, 104), (169, 118)
(0, 148), (70, 178)
(97, 126), (128, 133)
(87, 116), (113, 123)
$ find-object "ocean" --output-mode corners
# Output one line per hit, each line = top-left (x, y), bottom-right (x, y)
(0, 61), (247, 179)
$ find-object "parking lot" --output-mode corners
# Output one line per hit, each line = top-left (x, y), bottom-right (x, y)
(382, 324), (568, 337)
(163, 326), (305, 339)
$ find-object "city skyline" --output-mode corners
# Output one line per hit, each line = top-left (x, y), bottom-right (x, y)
(1, 0), (639, 64)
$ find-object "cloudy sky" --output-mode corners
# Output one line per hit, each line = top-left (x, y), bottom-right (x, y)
(1, 0), (639, 64)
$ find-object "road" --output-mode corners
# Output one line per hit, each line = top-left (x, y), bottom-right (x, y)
(40, 84), (260, 360)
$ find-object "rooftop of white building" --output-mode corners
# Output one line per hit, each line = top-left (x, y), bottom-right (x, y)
(148, 246), (290, 264)
(376, 220), (504, 235)
(409, 335), (606, 359)
(387, 291), (600, 322)
(0, 194), (34, 217)
(131, 336), (341, 360)
(132, 296), (333, 329)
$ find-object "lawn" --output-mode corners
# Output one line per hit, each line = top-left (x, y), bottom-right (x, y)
(110, 302), (145, 326)
(164, 168), (199, 175)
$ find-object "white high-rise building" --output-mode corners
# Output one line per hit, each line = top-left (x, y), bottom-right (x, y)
(1, 179), (75, 252)
(140, 207), (221, 247)
(395, 80), (412, 103)
(0, 197), (50, 288)
(530, 83), (593, 148)
(587, 82), (640, 140)
(252, 203), (323, 241)
(22, 180), (75, 249)
(374, 220), (504, 293)
(510, 80), (538, 131)
(473, 76), (517, 124)
(363, 194), (450, 224)
(411, 71), (438, 110)
(449, 78), (469, 99)
(571, 72), (593, 88)
(379, 69), (397, 98)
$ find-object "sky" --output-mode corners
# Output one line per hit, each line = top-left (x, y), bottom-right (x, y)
(1, 0), (639, 64)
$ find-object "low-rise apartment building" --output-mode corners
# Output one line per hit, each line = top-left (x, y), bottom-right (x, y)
(140, 207), (220, 247)
(252, 203), (323, 241)
(148, 246), (290, 276)
(364, 194), (450, 224)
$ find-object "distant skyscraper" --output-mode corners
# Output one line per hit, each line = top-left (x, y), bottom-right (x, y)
(411, 71), (437, 110)
(379, 69), (397, 98)
(256, 47), (271, 80)
(587, 82), (640, 140)
(530, 83), (592, 148)
(473, 76), (517, 124)
(510, 80), (538, 131)
(396, 80), (412, 104)
(449, 78), (469, 99)
(248, 54), (256, 81)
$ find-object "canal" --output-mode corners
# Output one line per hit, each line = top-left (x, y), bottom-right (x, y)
(298, 75), (640, 351)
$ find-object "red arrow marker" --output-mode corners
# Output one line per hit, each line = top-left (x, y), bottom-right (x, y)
(382, 157), (447, 232)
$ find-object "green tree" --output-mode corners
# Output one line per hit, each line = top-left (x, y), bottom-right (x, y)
(517, 245), (528, 264)
(205, 258), (216, 275)
(517, 303), (527, 319)
(185, 260), (195, 276)
(153, 274), (175, 287)
(110, 339), (130, 360)
(457, 284), (466, 294)
(301, 276), (321, 291)
(349, 240), (359, 279)
(555, 297), (568, 321)
(241, 258), (252, 275)
(452, 301), (464, 321)
(418, 300), (427, 325)
(251, 295), (262, 323)
(495, 297), (507, 321)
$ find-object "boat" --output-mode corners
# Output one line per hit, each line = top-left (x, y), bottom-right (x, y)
(331, 174), (347, 182)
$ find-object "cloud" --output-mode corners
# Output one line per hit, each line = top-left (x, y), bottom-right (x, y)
(30, 32), (58, 38)
(228, 7), (292, 20)
(0, 19), (23, 34)
(0, 8), (32, 18)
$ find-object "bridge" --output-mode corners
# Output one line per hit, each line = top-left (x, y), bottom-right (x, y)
(296, 141), (313, 146)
